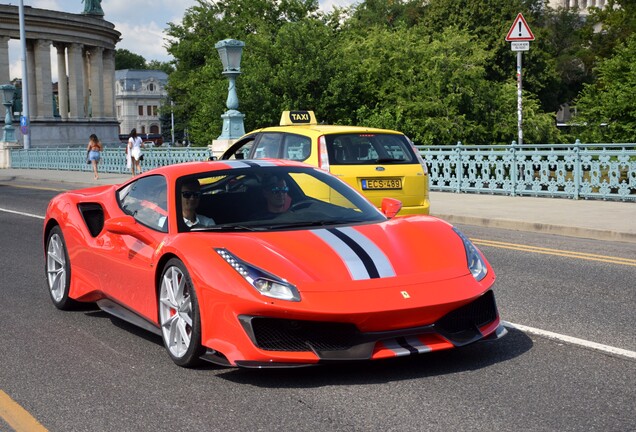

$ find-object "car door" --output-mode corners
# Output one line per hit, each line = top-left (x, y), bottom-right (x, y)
(97, 175), (169, 322)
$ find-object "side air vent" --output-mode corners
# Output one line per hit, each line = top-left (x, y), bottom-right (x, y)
(78, 203), (104, 237)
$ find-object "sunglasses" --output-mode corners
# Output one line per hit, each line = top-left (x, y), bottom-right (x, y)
(270, 186), (289, 194)
(181, 191), (201, 199)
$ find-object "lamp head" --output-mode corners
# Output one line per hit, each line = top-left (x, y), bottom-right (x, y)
(214, 39), (245, 73)
(0, 84), (16, 104)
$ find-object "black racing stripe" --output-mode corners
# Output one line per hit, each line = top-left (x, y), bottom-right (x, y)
(328, 228), (380, 279)
(396, 337), (419, 355)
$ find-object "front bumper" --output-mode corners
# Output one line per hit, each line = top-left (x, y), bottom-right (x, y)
(201, 290), (505, 368)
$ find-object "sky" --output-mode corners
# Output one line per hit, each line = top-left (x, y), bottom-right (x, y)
(7, 0), (357, 80)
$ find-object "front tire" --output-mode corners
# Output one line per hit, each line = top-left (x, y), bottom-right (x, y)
(46, 226), (78, 310)
(158, 258), (204, 367)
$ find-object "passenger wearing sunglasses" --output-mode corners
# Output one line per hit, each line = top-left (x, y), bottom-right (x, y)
(260, 176), (292, 216)
(181, 179), (215, 228)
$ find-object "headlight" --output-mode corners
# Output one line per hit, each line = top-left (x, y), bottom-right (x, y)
(215, 248), (301, 301)
(452, 228), (488, 281)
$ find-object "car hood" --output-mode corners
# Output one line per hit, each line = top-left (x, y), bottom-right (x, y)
(181, 216), (476, 292)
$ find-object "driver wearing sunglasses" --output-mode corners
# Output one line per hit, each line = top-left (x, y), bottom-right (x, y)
(262, 176), (292, 214)
(181, 179), (216, 228)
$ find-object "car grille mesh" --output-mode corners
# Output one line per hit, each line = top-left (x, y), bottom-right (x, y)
(251, 319), (361, 352)
(435, 290), (497, 334)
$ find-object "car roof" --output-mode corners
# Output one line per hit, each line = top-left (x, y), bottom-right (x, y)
(247, 124), (404, 137)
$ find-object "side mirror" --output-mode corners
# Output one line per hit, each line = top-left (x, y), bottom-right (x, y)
(104, 215), (155, 244)
(381, 198), (402, 218)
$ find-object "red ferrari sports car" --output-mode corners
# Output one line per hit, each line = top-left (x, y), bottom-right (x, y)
(44, 159), (505, 368)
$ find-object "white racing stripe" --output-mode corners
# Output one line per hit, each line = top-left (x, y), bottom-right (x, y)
(313, 228), (370, 280)
(0, 207), (45, 220)
(338, 226), (395, 278)
(503, 321), (636, 360)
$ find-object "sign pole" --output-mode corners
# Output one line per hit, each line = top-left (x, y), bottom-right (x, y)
(506, 13), (534, 146)
(19, 0), (30, 149)
(517, 51), (523, 145)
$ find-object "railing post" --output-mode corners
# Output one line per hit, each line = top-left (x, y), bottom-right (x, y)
(455, 141), (462, 193)
(510, 140), (517, 197)
(574, 139), (581, 200)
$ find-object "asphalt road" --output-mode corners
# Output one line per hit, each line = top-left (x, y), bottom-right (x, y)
(0, 183), (634, 432)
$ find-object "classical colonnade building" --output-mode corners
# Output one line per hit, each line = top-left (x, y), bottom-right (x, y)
(548, 0), (607, 13)
(0, 4), (120, 146)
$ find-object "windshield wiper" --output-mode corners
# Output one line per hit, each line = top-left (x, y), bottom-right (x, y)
(261, 220), (335, 230)
(191, 224), (264, 232)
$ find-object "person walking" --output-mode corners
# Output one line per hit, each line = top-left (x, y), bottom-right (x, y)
(86, 133), (103, 180)
(127, 128), (144, 176)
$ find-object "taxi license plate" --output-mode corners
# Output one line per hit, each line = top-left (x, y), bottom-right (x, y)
(361, 178), (402, 190)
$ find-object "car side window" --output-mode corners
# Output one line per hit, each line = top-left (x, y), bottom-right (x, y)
(283, 134), (311, 161)
(253, 133), (283, 159)
(117, 175), (168, 232)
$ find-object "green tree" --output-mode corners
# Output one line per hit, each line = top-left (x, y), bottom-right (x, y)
(147, 60), (175, 74)
(574, 35), (636, 143)
(115, 49), (147, 69)
(164, 0), (326, 145)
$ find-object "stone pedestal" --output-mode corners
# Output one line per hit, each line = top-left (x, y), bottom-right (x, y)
(13, 120), (120, 147)
(218, 110), (245, 140)
(0, 141), (21, 168)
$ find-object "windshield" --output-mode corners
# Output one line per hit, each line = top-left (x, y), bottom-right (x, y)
(176, 166), (385, 232)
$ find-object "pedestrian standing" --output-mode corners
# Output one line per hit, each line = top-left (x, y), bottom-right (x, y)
(86, 133), (103, 180)
(127, 128), (144, 176)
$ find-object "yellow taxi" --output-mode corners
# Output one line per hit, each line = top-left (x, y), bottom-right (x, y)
(221, 111), (430, 215)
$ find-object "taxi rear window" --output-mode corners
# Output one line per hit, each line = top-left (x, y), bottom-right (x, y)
(325, 133), (416, 165)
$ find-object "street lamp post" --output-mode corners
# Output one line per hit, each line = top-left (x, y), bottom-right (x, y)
(215, 39), (245, 140)
(1, 84), (17, 143)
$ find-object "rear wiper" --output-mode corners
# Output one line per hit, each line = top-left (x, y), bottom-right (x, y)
(375, 157), (405, 163)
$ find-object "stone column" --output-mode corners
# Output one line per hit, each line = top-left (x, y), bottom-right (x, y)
(83, 49), (90, 117)
(89, 46), (104, 119)
(67, 43), (85, 119)
(55, 43), (69, 120)
(102, 49), (116, 119)
(27, 42), (37, 118)
(0, 36), (10, 86)
(34, 39), (54, 119)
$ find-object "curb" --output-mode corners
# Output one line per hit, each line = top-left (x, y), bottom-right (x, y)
(434, 214), (636, 244)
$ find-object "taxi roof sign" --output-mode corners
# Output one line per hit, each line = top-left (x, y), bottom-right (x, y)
(506, 13), (535, 42)
(280, 110), (318, 126)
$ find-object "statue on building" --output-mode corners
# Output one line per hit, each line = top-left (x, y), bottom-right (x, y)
(81, 0), (104, 16)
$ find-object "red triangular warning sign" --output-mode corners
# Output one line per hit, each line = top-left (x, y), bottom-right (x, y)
(506, 13), (535, 41)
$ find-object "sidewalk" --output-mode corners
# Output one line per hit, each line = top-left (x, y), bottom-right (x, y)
(1, 168), (634, 243)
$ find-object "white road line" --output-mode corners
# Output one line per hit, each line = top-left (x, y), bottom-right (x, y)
(0, 207), (45, 220)
(503, 321), (636, 360)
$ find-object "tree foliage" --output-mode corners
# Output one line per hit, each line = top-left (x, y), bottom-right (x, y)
(160, 0), (634, 145)
(115, 49), (147, 70)
(574, 34), (636, 143)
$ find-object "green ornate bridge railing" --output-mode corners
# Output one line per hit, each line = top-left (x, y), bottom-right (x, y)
(8, 141), (636, 201)
(418, 141), (636, 202)
(9, 145), (213, 174)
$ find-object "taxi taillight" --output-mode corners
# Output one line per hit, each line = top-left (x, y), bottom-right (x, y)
(318, 135), (330, 171)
